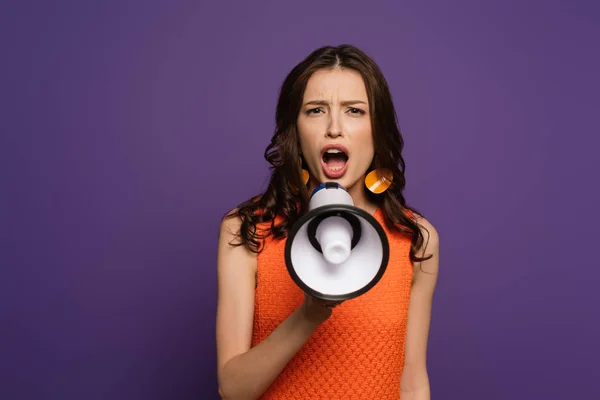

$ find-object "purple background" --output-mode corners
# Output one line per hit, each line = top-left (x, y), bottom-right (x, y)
(2, 1), (599, 399)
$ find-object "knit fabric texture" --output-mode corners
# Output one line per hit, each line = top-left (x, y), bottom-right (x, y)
(251, 208), (414, 399)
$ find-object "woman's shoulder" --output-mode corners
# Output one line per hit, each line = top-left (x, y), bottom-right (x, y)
(218, 207), (243, 245)
(219, 194), (263, 223)
(403, 209), (439, 258)
(217, 194), (280, 252)
(383, 206), (438, 245)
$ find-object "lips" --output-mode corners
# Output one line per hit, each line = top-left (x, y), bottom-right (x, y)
(320, 144), (349, 179)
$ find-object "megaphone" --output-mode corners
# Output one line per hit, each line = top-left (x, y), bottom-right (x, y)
(284, 182), (390, 301)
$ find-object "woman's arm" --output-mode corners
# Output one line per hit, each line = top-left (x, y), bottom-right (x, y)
(400, 216), (440, 400)
(215, 212), (330, 400)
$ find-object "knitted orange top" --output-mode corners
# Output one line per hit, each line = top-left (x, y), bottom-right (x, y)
(251, 207), (415, 399)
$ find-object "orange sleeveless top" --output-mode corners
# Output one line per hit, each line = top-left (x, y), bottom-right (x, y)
(251, 208), (414, 399)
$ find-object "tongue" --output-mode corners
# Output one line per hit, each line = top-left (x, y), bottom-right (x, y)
(325, 153), (346, 169)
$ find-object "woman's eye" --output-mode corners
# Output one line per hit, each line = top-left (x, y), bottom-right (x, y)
(307, 108), (323, 115)
(348, 108), (365, 115)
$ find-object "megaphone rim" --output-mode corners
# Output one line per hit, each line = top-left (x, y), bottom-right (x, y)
(284, 204), (390, 302)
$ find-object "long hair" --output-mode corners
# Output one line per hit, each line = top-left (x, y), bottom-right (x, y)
(225, 44), (432, 264)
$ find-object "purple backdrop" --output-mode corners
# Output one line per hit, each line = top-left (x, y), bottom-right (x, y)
(2, 0), (599, 399)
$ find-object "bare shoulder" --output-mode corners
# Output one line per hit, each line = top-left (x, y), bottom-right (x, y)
(218, 208), (257, 265)
(219, 208), (241, 243)
(414, 214), (439, 249)
(413, 213), (440, 276)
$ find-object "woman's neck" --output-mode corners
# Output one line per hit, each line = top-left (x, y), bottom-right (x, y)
(346, 182), (378, 215)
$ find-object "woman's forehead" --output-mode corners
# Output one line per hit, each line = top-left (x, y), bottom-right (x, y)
(303, 69), (368, 101)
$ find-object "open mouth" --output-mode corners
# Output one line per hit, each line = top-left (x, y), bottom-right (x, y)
(321, 145), (349, 179)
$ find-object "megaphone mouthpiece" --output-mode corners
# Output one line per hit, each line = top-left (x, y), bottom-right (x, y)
(315, 216), (352, 264)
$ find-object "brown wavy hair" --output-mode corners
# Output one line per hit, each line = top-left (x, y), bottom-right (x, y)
(225, 44), (432, 264)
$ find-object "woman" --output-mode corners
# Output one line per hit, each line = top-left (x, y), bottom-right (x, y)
(216, 44), (439, 400)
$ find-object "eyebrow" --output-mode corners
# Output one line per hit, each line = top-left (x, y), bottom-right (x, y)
(304, 100), (368, 107)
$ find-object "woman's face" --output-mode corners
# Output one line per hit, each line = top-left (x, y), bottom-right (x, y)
(297, 68), (374, 194)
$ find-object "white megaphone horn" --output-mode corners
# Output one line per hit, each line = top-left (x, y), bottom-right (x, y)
(284, 182), (390, 301)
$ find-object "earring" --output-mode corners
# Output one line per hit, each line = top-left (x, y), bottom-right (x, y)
(365, 168), (393, 194)
(299, 156), (309, 185)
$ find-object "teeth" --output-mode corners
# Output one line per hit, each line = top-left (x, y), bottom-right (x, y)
(326, 149), (343, 154)
(327, 166), (343, 171)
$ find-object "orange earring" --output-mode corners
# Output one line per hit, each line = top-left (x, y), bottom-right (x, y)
(365, 168), (393, 194)
(299, 156), (309, 185)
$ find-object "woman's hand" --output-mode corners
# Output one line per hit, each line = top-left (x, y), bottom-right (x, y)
(299, 293), (343, 325)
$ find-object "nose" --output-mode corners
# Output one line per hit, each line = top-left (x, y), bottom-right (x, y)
(326, 114), (343, 138)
